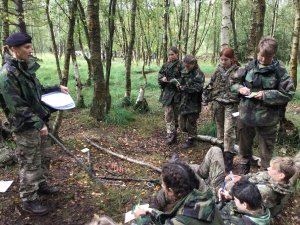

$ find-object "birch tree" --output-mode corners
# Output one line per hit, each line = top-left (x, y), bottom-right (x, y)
(220, 0), (231, 49)
(289, 0), (300, 88)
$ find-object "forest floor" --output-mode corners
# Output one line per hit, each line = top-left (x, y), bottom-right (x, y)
(0, 106), (299, 225)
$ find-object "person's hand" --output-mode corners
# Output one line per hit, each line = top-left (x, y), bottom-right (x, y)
(133, 206), (152, 218)
(161, 77), (167, 82)
(218, 188), (232, 201)
(60, 85), (69, 94)
(239, 87), (251, 96)
(40, 125), (48, 136)
(254, 91), (264, 100)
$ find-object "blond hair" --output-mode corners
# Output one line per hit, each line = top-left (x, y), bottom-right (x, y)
(270, 156), (296, 182)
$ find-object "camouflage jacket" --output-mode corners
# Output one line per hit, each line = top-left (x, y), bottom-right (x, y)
(0, 54), (60, 132)
(231, 59), (295, 126)
(139, 189), (224, 225)
(158, 59), (184, 106)
(245, 171), (294, 217)
(219, 201), (271, 225)
(202, 64), (243, 105)
(179, 65), (205, 115)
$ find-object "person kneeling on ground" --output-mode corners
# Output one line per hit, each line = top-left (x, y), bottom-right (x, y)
(218, 180), (271, 225)
(221, 156), (298, 217)
(134, 160), (224, 225)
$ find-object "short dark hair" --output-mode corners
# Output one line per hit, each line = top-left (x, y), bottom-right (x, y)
(232, 180), (262, 210)
(168, 46), (179, 55)
(162, 161), (199, 199)
(258, 36), (278, 56)
(183, 55), (197, 65)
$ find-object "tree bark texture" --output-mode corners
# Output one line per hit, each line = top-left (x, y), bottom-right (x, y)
(125, 0), (137, 98)
(271, 0), (279, 37)
(1, 0), (9, 65)
(191, 0), (202, 56)
(289, 0), (300, 88)
(220, 0), (231, 50)
(230, 0), (238, 53)
(14, 0), (26, 33)
(88, 0), (106, 120)
(163, 0), (170, 63)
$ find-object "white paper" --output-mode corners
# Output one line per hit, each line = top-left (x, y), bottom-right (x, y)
(245, 92), (258, 98)
(81, 148), (90, 153)
(124, 204), (149, 224)
(232, 112), (239, 117)
(0, 180), (13, 193)
(41, 92), (75, 110)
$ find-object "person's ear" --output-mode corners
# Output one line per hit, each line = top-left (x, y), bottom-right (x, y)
(243, 202), (249, 210)
(168, 187), (175, 197)
(278, 172), (286, 181)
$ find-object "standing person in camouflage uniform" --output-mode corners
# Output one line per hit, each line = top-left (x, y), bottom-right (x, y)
(220, 156), (297, 217)
(218, 180), (271, 225)
(134, 160), (224, 225)
(231, 37), (295, 173)
(178, 55), (205, 149)
(0, 32), (69, 215)
(158, 47), (184, 145)
(202, 48), (244, 173)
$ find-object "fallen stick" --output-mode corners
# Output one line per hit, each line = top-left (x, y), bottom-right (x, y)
(196, 135), (239, 153)
(85, 137), (162, 173)
(48, 133), (106, 190)
(98, 176), (159, 183)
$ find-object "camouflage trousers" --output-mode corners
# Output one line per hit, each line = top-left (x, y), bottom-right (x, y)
(238, 120), (277, 169)
(212, 101), (237, 153)
(164, 103), (179, 134)
(14, 128), (52, 202)
(151, 147), (225, 211)
(178, 113), (199, 138)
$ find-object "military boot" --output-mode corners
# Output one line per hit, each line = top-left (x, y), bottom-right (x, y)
(182, 138), (195, 149)
(22, 200), (49, 215)
(224, 152), (235, 173)
(237, 157), (251, 175)
(38, 182), (59, 195)
(166, 133), (177, 145)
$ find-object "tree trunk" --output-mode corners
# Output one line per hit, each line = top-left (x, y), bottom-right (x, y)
(88, 0), (106, 120)
(1, 0), (9, 65)
(124, 0), (137, 99)
(177, 0), (184, 59)
(183, 0), (190, 55)
(14, 0), (26, 33)
(289, 0), (300, 88)
(245, 0), (266, 60)
(220, 0), (231, 49)
(271, 0), (279, 37)
(71, 47), (85, 108)
(53, 0), (77, 135)
(45, 0), (62, 81)
(230, 0), (238, 53)
(191, 0), (202, 56)
(162, 0), (170, 63)
(105, 0), (117, 113)
(78, 0), (92, 86)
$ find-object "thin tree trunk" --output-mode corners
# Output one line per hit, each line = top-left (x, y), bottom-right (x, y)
(177, 0), (184, 59)
(45, 0), (62, 81)
(271, 0), (279, 37)
(1, 0), (9, 65)
(221, 0), (231, 49)
(53, 0), (77, 135)
(105, 0), (117, 113)
(124, 0), (137, 99)
(183, 0), (190, 55)
(88, 0), (106, 120)
(289, 0), (300, 88)
(162, 0), (170, 63)
(191, 0), (202, 56)
(230, 0), (238, 53)
(14, 0), (26, 33)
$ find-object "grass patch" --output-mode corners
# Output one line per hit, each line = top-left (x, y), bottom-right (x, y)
(198, 120), (217, 137)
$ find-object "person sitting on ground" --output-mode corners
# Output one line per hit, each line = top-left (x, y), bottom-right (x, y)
(218, 180), (271, 225)
(134, 159), (224, 225)
(150, 146), (226, 212)
(220, 156), (298, 217)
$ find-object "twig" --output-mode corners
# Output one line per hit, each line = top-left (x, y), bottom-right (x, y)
(196, 135), (239, 153)
(48, 133), (106, 190)
(98, 176), (159, 183)
(85, 137), (162, 173)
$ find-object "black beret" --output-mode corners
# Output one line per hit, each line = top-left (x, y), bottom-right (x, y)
(5, 32), (32, 47)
